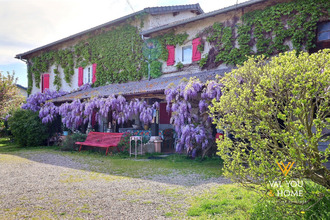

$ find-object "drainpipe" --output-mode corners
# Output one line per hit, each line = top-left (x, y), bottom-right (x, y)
(148, 53), (151, 81)
(147, 42), (154, 81)
(142, 34), (154, 81)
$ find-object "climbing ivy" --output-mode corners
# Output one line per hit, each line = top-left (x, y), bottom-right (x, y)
(199, 54), (208, 68)
(27, 23), (147, 94)
(150, 61), (162, 78)
(28, 48), (75, 92)
(199, 0), (329, 67)
(30, 53), (53, 88)
(28, 25), (185, 94)
(27, 64), (33, 94)
(75, 24), (146, 87)
(53, 68), (61, 90)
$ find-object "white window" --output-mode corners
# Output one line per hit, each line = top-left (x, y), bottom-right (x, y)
(182, 45), (192, 63)
(176, 44), (192, 64)
(84, 65), (92, 84)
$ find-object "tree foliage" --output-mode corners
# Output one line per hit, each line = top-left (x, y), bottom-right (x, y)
(8, 109), (48, 147)
(0, 71), (24, 119)
(210, 50), (330, 202)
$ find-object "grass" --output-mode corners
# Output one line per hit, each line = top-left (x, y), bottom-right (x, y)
(0, 137), (60, 153)
(73, 152), (223, 178)
(187, 184), (260, 219)
(187, 183), (330, 220)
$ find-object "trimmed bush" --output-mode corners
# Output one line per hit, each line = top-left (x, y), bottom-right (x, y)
(8, 109), (48, 147)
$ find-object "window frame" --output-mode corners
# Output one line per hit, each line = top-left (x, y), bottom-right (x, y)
(175, 43), (193, 65)
(317, 21), (330, 43)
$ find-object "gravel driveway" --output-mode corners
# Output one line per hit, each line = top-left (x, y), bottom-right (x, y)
(0, 152), (230, 219)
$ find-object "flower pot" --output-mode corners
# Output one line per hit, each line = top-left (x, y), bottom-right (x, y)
(154, 140), (163, 153)
(63, 131), (69, 136)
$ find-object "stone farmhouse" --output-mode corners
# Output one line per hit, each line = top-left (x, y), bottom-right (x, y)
(16, 0), (329, 137)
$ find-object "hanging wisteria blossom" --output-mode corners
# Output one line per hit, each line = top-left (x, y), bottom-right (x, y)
(22, 90), (68, 112)
(164, 77), (223, 156)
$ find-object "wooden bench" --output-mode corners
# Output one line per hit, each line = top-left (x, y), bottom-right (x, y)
(76, 132), (124, 155)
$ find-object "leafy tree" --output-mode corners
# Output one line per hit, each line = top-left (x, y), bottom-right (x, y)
(0, 71), (24, 118)
(210, 50), (329, 209)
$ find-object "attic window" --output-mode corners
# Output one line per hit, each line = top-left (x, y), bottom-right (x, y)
(317, 22), (330, 42)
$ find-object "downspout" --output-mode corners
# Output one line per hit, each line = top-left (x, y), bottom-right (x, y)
(141, 34), (151, 81)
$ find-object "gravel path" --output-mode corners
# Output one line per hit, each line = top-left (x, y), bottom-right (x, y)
(0, 152), (230, 219)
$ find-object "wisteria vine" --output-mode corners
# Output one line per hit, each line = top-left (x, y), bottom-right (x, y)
(23, 78), (224, 156)
(22, 89), (68, 112)
(34, 93), (159, 129)
(165, 77), (223, 155)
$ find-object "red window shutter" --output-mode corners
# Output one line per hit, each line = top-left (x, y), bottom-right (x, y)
(192, 38), (201, 61)
(166, 45), (175, 66)
(92, 63), (97, 83)
(159, 103), (171, 124)
(78, 67), (83, 87)
(42, 74), (49, 92)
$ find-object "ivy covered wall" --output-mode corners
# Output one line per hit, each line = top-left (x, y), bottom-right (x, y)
(27, 23), (146, 94)
(27, 0), (329, 95)
(198, 0), (330, 68)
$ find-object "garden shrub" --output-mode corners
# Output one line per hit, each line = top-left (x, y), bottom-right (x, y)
(209, 49), (330, 216)
(60, 133), (87, 151)
(8, 109), (48, 147)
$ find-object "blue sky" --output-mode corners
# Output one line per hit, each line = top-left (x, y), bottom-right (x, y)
(0, 0), (246, 87)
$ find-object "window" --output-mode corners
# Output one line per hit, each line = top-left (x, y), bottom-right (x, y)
(78, 63), (96, 87)
(171, 38), (201, 66)
(317, 22), (330, 42)
(311, 21), (330, 53)
(182, 45), (192, 64)
(84, 65), (92, 84)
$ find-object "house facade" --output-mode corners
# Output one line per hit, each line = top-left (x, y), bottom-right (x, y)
(16, 0), (329, 136)
(16, 0), (329, 96)
(16, 4), (204, 95)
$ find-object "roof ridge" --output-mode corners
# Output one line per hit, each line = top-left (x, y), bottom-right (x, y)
(144, 3), (204, 15)
(144, 3), (200, 10)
